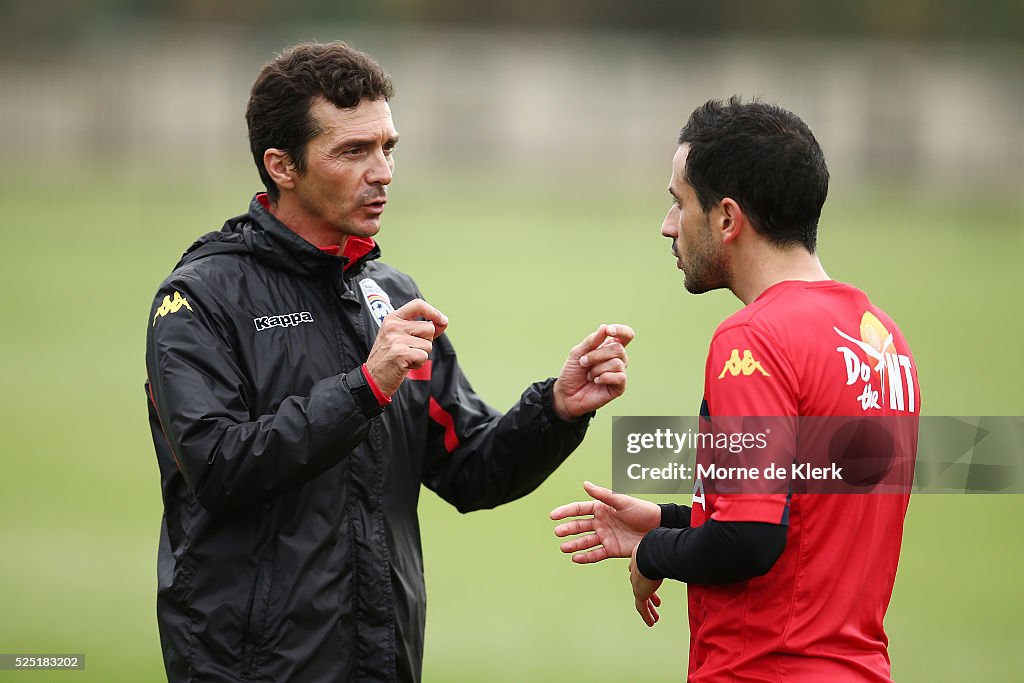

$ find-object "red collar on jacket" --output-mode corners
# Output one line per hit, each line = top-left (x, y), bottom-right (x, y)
(256, 193), (377, 271)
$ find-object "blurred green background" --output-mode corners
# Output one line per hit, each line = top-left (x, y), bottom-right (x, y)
(1, 4), (1023, 682)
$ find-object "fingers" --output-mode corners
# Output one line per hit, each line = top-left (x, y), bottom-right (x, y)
(549, 500), (595, 522)
(559, 533), (602, 554)
(571, 324), (610, 358)
(552, 517), (595, 538)
(574, 323), (636, 357)
(385, 313), (445, 343)
(581, 346), (627, 368)
(378, 313), (438, 372)
(404, 350), (431, 369)
(401, 335), (433, 369)
(579, 332), (630, 386)
(636, 596), (660, 627)
(392, 298), (448, 328)
(580, 338), (627, 366)
(404, 320), (438, 341)
(571, 547), (611, 564)
(584, 359), (627, 385)
(591, 371), (626, 389)
(605, 324), (635, 347)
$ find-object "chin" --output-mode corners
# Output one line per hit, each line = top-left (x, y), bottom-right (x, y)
(350, 221), (382, 237)
(683, 272), (720, 295)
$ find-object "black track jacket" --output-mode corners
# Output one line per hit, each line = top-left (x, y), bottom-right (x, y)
(145, 195), (591, 682)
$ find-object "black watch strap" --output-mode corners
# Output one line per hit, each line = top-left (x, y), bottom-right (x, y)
(343, 367), (385, 418)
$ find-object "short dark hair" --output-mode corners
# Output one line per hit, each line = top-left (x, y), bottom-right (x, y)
(246, 41), (394, 202)
(678, 96), (829, 252)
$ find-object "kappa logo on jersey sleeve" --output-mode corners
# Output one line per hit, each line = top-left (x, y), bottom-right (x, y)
(834, 311), (916, 412)
(358, 278), (395, 327)
(718, 349), (771, 378)
(152, 291), (193, 326)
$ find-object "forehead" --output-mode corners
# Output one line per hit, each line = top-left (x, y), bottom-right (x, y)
(670, 144), (689, 185)
(309, 97), (397, 142)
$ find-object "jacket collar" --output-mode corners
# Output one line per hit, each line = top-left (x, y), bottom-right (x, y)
(241, 193), (382, 277)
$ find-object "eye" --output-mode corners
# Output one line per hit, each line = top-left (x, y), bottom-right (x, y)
(383, 143), (397, 156)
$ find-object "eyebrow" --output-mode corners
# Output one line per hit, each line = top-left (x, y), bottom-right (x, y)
(329, 134), (400, 155)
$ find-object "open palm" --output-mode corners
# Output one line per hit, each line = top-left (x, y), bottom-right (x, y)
(550, 482), (661, 564)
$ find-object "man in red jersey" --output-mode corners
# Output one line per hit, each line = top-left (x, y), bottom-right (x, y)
(551, 97), (920, 682)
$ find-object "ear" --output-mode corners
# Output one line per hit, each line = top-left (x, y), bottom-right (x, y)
(263, 148), (298, 192)
(718, 197), (745, 245)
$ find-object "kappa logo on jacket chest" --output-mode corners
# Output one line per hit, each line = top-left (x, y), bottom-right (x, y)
(358, 278), (395, 327)
(253, 311), (315, 331)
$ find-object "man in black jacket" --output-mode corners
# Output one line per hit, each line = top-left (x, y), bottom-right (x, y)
(145, 42), (633, 682)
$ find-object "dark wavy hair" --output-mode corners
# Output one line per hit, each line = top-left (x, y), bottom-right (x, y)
(246, 41), (394, 202)
(679, 96), (829, 252)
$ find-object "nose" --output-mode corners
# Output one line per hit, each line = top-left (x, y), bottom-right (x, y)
(367, 148), (393, 186)
(661, 206), (679, 238)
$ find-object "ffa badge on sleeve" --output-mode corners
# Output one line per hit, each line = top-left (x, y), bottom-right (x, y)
(358, 278), (395, 327)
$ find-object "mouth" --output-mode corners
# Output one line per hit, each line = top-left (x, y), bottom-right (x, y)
(363, 199), (387, 215)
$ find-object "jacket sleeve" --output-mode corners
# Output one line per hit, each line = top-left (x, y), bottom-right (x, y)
(146, 274), (375, 515)
(420, 333), (592, 512)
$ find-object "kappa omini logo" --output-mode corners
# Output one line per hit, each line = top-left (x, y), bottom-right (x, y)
(152, 291), (192, 326)
(834, 311), (916, 412)
(358, 278), (395, 327)
(718, 349), (771, 379)
(253, 311), (314, 332)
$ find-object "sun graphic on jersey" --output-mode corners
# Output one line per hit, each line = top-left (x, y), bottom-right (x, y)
(859, 312), (896, 371)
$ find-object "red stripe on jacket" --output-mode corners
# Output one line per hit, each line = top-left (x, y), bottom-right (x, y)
(428, 396), (459, 453)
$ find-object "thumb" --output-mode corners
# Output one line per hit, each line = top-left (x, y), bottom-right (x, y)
(583, 481), (626, 510)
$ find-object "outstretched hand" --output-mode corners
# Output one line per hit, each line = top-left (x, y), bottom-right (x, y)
(550, 481), (660, 564)
(551, 324), (634, 421)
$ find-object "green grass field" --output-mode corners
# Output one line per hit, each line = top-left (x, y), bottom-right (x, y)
(1, 163), (1021, 681)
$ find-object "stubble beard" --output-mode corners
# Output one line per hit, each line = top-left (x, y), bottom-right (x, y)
(681, 222), (729, 295)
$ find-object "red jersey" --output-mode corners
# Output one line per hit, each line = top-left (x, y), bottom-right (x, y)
(687, 280), (921, 682)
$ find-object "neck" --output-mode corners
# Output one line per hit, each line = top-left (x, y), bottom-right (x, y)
(730, 242), (829, 305)
(267, 196), (348, 251)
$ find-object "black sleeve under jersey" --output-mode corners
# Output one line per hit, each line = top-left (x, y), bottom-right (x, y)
(659, 503), (692, 529)
(636, 519), (787, 585)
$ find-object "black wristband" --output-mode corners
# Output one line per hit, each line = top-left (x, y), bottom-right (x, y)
(343, 367), (385, 418)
